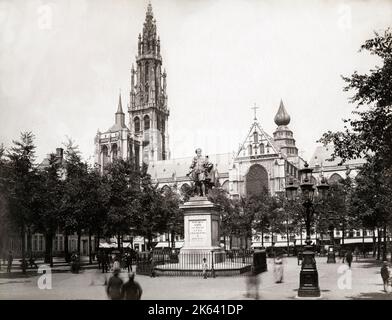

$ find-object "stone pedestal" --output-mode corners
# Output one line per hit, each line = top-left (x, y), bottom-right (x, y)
(179, 196), (224, 265)
(298, 246), (320, 297)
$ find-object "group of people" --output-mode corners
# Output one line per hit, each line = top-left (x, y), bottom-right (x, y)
(106, 269), (143, 300)
(98, 250), (134, 274)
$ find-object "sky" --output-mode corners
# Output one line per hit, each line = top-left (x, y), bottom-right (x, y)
(0, 0), (391, 164)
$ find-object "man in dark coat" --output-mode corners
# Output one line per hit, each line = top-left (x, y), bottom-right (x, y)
(122, 273), (142, 300)
(106, 268), (124, 300)
(346, 250), (353, 268)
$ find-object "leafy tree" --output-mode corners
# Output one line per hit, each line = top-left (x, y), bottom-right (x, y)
(319, 29), (392, 167)
(60, 140), (86, 260)
(31, 154), (62, 267)
(161, 187), (183, 248)
(104, 158), (141, 249)
(6, 132), (37, 268)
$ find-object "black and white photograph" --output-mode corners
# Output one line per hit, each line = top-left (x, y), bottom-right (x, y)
(0, 0), (391, 304)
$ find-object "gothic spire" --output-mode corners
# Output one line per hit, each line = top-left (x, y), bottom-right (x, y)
(274, 99), (291, 126)
(116, 91), (123, 114)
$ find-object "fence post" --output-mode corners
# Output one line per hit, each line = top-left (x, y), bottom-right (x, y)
(211, 250), (216, 278)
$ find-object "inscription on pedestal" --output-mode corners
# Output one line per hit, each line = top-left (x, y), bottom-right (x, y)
(189, 219), (207, 245)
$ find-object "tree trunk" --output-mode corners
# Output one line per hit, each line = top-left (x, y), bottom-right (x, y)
(372, 228), (377, 257)
(300, 225), (303, 246)
(229, 235), (233, 250)
(20, 225), (26, 258)
(286, 228), (290, 257)
(77, 231), (81, 255)
(377, 227), (381, 260)
(45, 233), (53, 267)
(341, 221), (345, 246)
(261, 230), (264, 247)
(20, 225), (26, 273)
(27, 227), (32, 258)
(64, 231), (69, 262)
(95, 231), (100, 254)
(167, 232), (170, 248)
(171, 230), (175, 249)
(88, 231), (92, 264)
(383, 225), (387, 261)
(117, 233), (121, 250)
(362, 228), (365, 258)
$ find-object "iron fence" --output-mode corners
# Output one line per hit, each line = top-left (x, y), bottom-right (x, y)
(136, 249), (267, 277)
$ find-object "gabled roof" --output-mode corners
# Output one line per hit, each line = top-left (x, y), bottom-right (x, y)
(309, 144), (365, 168)
(236, 121), (279, 159)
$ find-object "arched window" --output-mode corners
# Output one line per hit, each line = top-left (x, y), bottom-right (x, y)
(134, 117), (140, 133)
(144, 115), (150, 131)
(259, 143), (265, 154)
(248, 144), (253, 156)
(161, 185), (171, 194)
(329, 173), (343, 185)
(253, 131), (258, 143)
(246, 164), (268, 196)
(101, 145), (109, 167)
(221, 180), (229, 193)
(112, 144), (118, 159)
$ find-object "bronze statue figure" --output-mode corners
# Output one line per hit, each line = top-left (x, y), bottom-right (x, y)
(187, 148), (215, 196)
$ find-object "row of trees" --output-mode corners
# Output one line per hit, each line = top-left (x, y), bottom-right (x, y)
(319, 28), (392, 261)
(0, 134), (183, 269)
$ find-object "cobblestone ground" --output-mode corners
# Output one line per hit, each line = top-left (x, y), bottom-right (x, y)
(0, 257), (391, 300)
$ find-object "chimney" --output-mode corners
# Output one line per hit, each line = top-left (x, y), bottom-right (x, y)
(56, 148), (63, 160)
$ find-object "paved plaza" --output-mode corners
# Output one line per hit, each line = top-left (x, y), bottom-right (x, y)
(0, 256), (391, 300)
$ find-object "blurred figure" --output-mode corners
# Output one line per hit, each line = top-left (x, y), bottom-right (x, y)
(246, 269), (260, 299)
(7, 251), (13, 273)
(381, 261), (390, 293)
(345, 250), (353, 269)
(106, 268), (123, 300)
(202, 258), (208, 279)
(273, 254), (284, 283)
(113, 255), (121, 271)
(122, 272), (143, 300)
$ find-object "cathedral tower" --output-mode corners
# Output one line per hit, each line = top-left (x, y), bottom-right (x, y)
(129, 3), (170, 163)
(273, 100), (298, 157)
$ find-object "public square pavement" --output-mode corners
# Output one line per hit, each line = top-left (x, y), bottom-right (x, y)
(0, 256), (391, 300)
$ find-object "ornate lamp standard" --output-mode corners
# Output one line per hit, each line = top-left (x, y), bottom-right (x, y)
(285, 162), (329, 297)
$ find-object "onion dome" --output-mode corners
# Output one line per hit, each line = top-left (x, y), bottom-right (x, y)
(274, 99), (291, 126)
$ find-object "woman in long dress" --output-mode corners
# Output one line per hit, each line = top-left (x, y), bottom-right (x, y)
(274, 255), (284, 283)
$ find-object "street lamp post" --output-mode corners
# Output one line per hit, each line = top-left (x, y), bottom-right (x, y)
(285, 162), (329, 298)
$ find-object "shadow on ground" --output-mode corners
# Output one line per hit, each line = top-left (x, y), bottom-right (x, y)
(349, 291), (392, 300)
(355, 259), (387, 269)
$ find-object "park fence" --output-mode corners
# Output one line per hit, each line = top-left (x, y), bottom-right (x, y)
(136, 249), (267, 277)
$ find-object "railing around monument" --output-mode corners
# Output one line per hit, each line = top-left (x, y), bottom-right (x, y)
(136, 249), (267, 277)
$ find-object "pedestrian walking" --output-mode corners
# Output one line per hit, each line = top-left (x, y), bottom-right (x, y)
(273, 254), (284, 283)
(122, 272), (143, 300)
(346, 250), (353, 268)
(125, 252), (132, 273)
(381, 261), (390, 293)
(245, 268), (260, 299)
(7, 251), (13, 273)
(106, 268), (124, 300)
(113, 256), (121, 271)
(202, 258), (208, 279)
